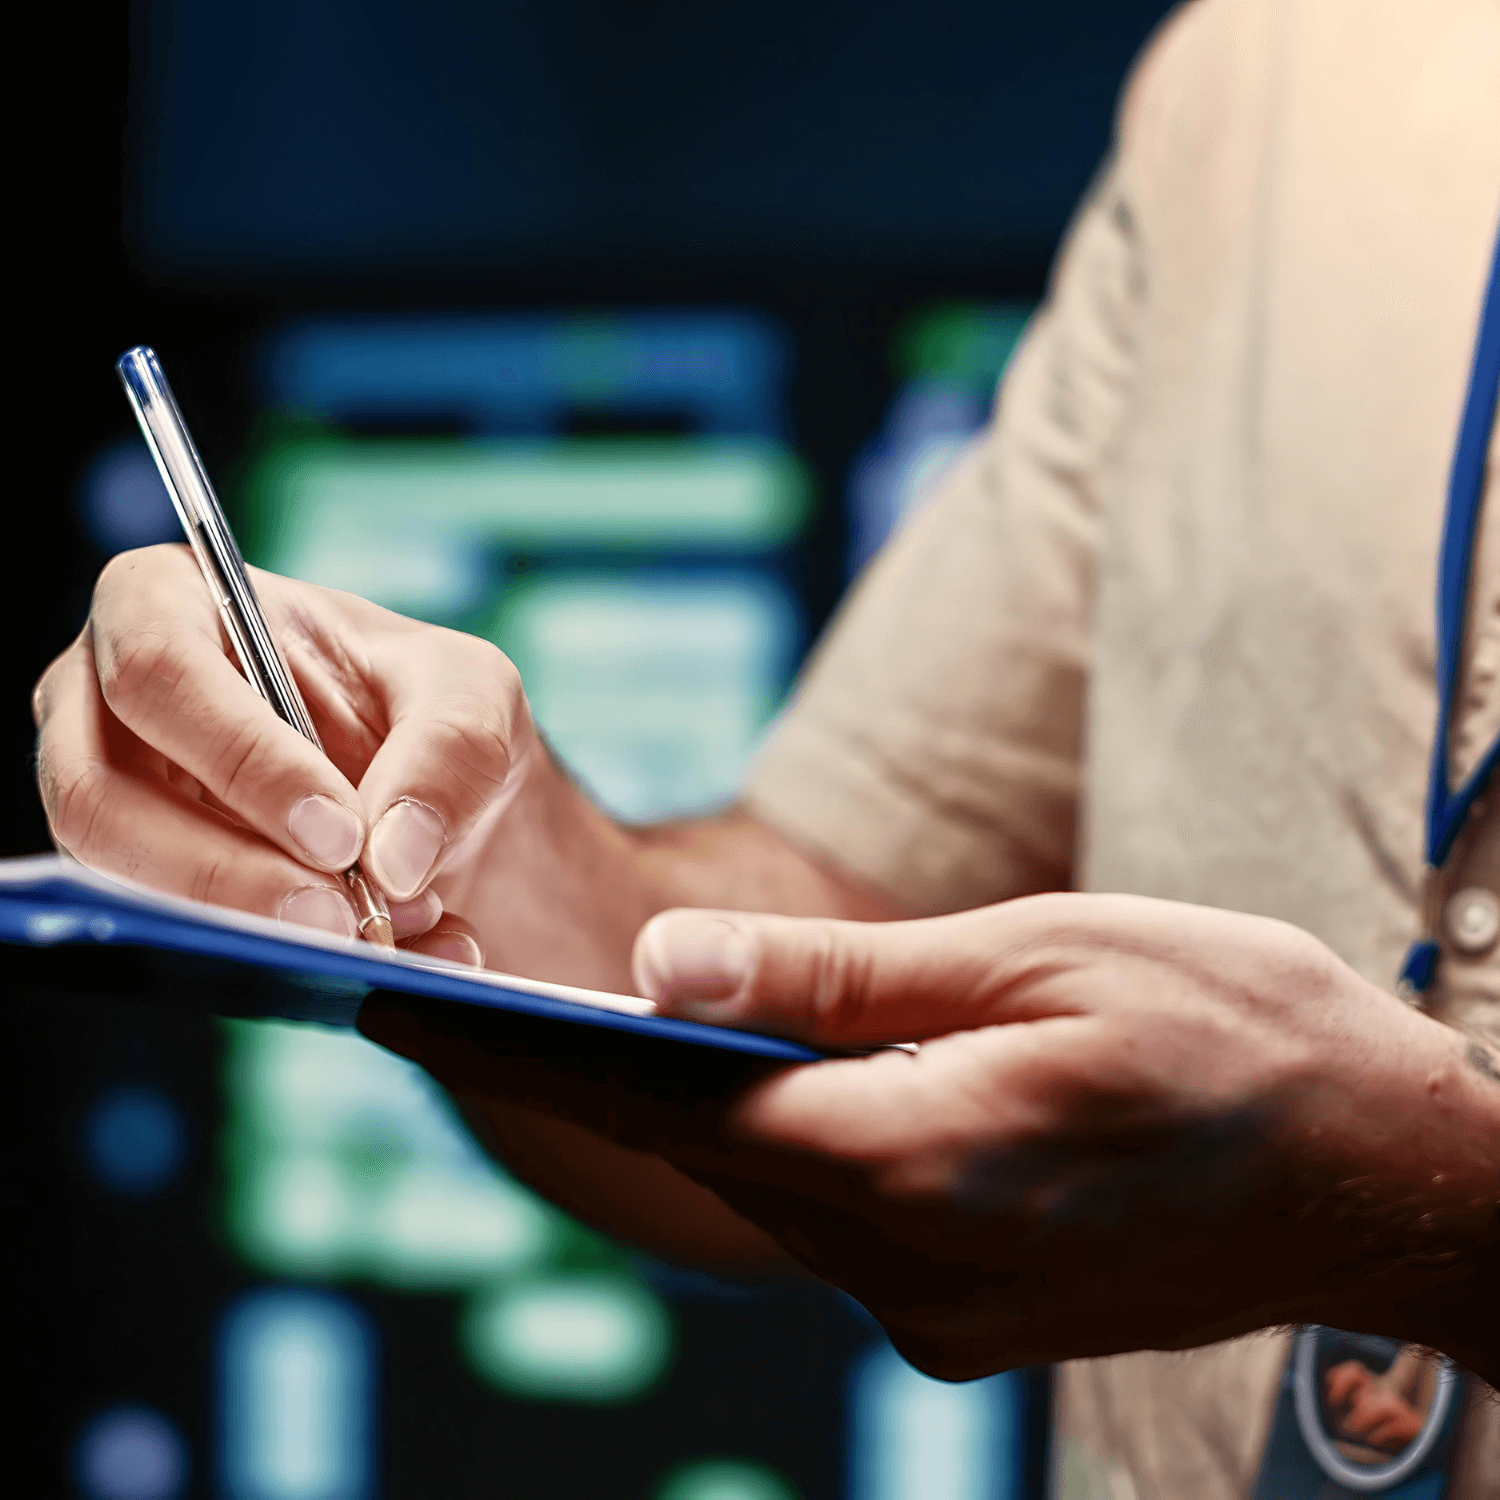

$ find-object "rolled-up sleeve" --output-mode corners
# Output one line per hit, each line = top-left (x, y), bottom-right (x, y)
(743, 138), (1149, 914)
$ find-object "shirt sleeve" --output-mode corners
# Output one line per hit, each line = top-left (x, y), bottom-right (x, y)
(741, 92), (1156, 914)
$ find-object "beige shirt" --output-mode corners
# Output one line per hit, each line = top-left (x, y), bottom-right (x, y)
(743, 0), (1500, 1494)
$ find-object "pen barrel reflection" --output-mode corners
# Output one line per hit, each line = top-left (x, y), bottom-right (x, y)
(344, 863), (395, 948)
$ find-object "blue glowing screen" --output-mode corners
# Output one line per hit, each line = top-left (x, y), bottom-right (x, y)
(848, 1344), (1024, 1500)
(75, 1406), (189, 1500)
(217, 1289), (375, 1500)
(261, 314), (789, 438)
(82, 1084), (190, 1198)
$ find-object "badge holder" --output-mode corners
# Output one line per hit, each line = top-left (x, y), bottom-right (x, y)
(1251, 1329), (1466, 1498)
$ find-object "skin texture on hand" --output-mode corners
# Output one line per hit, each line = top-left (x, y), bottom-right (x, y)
(362, 896), (1500, 1386)
(33, 545), (535, 960)
(32, 545), (889, 979)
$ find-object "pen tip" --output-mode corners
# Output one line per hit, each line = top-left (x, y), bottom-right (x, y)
(361, 916), (396, 950)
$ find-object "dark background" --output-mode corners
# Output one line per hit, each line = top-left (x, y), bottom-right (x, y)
(17, 2), (1178, 1495)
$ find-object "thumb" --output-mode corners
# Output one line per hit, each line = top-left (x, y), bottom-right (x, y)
(632, 907), (1011, 1047)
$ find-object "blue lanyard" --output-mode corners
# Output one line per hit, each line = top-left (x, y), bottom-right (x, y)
(1253, 220), (1500, 1500)
(1399, 221), (1500, 995)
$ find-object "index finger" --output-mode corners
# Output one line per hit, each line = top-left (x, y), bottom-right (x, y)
(36, 634), (362, 932)
(88, 548), (369, 873)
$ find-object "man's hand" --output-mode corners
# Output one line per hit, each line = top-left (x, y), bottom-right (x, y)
(32, 544), (536, 960)
(365, 895), (1500, 1383)
(33, 546), (880, 992)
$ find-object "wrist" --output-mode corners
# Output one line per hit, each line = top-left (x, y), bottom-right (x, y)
(1398, 1030), (1500, 1382)
(438, 739), (666, 989)
(1305, 1015), (1500, 1382)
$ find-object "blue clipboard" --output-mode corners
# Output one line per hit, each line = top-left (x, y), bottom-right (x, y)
(0, 855), (821, 1063)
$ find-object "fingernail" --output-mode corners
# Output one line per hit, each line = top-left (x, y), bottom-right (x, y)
(389, 889), (443, 941)
(424, 930), (484, 967)
(280, 885), (359, 939)
(287, 794), (365, 870)
(633, 913), (753, 1005)
(367, 798), (447, 902)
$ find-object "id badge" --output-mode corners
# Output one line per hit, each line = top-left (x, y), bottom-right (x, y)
(1250, 1328), (1467, 1499)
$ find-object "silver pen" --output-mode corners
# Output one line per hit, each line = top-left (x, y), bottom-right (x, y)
(116, 345), (395, 947)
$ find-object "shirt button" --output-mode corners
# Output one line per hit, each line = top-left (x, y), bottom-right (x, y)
(1444, 887), (1500, 955)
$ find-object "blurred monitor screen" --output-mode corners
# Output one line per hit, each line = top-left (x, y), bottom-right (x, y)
(133, 0), (1175, 275)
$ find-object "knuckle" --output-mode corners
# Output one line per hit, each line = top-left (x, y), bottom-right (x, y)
(1276, 923), (1342, 985)
(999, 892), (1082, 959)
(456, 633), (525, 713)
(43, 753), (110, 859)
(804, 926), (879, 1036)
(467, 633), (521, 688)
(426, 702), (513, 798)
(97, 628), (180, 718)
(91, 548), (136, 605)
(494, 651), (524, 703)
(92, 544), (180, 617)
(188, 852), (235, 910)
(31, 652), (67, 728)
(206, 717), (283, 805)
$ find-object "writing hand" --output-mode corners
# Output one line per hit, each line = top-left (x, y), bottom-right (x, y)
(33, 544), (524, 959)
